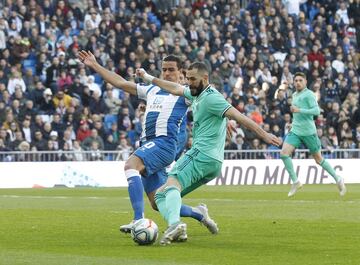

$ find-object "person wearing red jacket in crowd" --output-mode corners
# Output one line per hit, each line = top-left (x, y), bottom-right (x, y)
(308, 44), (325, 66)
(76, 120), (91, 142)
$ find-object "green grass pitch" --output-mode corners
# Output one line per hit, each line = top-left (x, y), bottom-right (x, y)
(0, 185), (359, 265)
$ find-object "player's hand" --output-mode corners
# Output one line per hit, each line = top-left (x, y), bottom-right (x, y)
(264, 133), (282, 147)
(78, 50), (97, 67)
(226, 120), (237, 140)
(136, 68), (147, 79)
(290, 105), (300, 113)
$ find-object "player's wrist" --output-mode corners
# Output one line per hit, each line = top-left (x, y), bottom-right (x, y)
(143, 73), (155, 83)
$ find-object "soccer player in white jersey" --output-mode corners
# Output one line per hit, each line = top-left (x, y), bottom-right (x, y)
(78, 51), (219, 239)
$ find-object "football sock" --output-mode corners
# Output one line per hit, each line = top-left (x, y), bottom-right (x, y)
(155, 190), (168, 222)
(125, 169), (144, 220)
(180, 205), (203, 221)
(164, 186), (182, 226)
(320, 159), (340, 182)
(281, 155), (298, 182)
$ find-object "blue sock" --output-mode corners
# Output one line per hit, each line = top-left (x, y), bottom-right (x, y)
(180, 204), (203, 222)
(125, 169), (144, 220)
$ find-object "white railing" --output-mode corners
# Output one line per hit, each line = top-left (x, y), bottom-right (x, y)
(0, 149), (359, 162)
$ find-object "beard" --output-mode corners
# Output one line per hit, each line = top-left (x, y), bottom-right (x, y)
(189, 80), (205, 96)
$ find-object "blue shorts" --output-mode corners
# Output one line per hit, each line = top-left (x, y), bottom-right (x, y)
(134, 136), (177, 177)
(141, 169), (167, 194)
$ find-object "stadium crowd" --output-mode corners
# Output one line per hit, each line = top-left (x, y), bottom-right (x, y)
(0, 0), (359, 161)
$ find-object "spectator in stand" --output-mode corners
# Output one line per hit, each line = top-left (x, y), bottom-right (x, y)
(116, 136), (134, 161)
(42, 140), (59, 161)
(72, 140), (84, 161)
(39, 88), (56, 115)
(88, 140), (103, 161)
(104, 84), (122, 115)
(0, 0), (357, 159)
(57, 70), (73, 91)
(7, 71), (26, 96)
(76, 120), (92, 142)
(32, 130), (47, 151)
(89, 90), (108, 116)
(81, 128), (104, 151)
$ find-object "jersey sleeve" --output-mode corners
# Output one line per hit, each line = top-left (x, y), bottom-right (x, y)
(136, 83), (156, 100)
(207, 92), (232, 118)
(183, 86), (194, 103)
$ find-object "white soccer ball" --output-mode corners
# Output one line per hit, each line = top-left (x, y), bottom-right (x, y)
(131, 218), (158, 245)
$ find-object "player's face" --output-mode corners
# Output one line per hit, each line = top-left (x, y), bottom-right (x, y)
(161, 61), (181, 83)
(186, 69), (206, 96)
(294, 76), (307, 91)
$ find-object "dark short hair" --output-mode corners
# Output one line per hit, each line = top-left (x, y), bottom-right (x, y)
(294, 72), (306, 79)
(162, 55), (183, 70)
(188, 62), (209, 74)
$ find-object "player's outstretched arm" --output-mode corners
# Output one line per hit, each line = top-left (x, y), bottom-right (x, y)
(136, 68), (185, 96)
(78, 50), (137, 95)
(224, 107), (282, 147)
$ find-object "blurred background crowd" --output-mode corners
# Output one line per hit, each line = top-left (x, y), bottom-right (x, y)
(0, 0), (359, 161)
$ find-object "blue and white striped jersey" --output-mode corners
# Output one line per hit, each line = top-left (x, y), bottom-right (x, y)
(137, 84), (188, 142)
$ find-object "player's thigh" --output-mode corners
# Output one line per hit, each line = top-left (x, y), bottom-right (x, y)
(301, 134), (321, 154)
(125, 154), (145, 172)
(180, 156), (222, 197)
(282, 132), (300, 155)
(169, 148), (221, 195)
(134, 138), (176, 176)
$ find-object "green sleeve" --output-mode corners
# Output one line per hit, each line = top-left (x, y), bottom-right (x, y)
(207, 92), (232, 118)
(300, 93), (320, 116)
(183, 86), (194, 103)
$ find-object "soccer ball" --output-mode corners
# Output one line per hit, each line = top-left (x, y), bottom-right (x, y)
(131, 218), (158, 245)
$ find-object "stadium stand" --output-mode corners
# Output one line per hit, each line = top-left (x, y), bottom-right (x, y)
(0, 0), (359, 161)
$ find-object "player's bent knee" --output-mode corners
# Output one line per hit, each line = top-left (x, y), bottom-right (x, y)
(166, 177), (182, 191)
(124, 156), (144, 172)
(280, 152), (290, 157)
(314, 157), (322, 165)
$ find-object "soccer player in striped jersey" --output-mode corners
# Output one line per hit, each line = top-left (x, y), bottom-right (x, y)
(78, 51), (218, 238)
(280, 72), (346, 197)
(137, 62), (282, 245)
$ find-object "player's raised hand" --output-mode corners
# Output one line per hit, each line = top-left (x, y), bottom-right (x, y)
(263, 133), (282, 147)
(78, 50), (97, 68)
(136, 68), (155, 83)
(135, 68), (146, 79)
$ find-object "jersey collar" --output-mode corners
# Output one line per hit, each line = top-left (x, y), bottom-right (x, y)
(196, 84), (211, 99)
